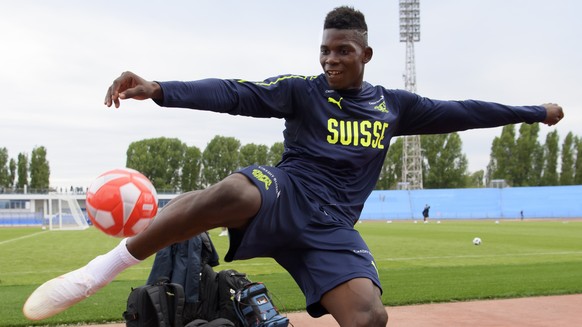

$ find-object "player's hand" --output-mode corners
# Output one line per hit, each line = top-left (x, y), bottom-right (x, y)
(541, 103), (564, 126)
(104, 71), (162, 108)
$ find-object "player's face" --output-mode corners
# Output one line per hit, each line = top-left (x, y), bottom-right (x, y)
(320, 28), (372, 90)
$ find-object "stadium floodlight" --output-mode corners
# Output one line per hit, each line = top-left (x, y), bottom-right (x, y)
(399, 0), (423, 191)
(399, 0), (420, 43)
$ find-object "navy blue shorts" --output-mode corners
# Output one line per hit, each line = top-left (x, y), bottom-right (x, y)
(224, 165), (381, 317)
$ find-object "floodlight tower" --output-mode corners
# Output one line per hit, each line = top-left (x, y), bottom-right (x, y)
(399, 0), (423, 190)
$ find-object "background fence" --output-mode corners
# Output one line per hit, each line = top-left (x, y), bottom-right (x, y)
(1, 185), (581, 225)
(361, 185), (582, 220)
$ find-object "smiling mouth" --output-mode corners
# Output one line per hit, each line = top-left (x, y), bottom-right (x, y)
(327, 70), (341, 76)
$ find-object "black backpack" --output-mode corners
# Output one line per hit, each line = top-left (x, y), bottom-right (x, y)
(187, 266), (251, 326)
(183, 263), (219, 323)
(123, 277), (186, 327)
(216, 269), (253, 325)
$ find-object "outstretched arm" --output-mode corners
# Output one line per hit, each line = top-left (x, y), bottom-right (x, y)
(394, 89), (566, 136)
(104, 71), (162, 108)
(103, 72), (293, 118)
(541, 103), (564, 126)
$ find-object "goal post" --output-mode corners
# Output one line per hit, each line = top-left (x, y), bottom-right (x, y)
(47, 195), (90, 231)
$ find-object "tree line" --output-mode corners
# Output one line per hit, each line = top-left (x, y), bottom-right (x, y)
(125, 136), (284, 192)
(377, 123), (582, 189)
(0, 146), (50, 192)
(2, 123), (580, 193)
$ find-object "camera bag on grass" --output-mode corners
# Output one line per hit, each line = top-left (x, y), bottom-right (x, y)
(123, 277), (185, 327)
(232, 282), (289, 327)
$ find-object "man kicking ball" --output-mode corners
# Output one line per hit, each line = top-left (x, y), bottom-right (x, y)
(23, 6), (564, 326)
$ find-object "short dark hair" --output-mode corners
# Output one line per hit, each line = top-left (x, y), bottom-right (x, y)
(324, 6), (368, 45)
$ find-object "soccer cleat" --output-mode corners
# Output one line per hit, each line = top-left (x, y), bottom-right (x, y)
(23, 267), (105, 320)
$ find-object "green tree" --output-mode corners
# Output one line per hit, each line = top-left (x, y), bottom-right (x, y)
(202, 136), (241, 186)
(421, 133), (468, 189)
(487, 125), (516, 186)
(541, 130), (559, 186)
(513, 123), (540, 186)
(126, 137), (187, 191)
(267, 142), (284, 166)
(377, 137), (403, 190)
(558, 132), (575, 185)
(8, 158), (16, 189)
(529, 145), (545, 186)
(17, 153), (28, 189)
(0, 147), (9, 188)
(574, 136), (582, 184)
(468, 170), (485, 188)
(181, 146), (202, 191)
(240, 143), (269, 167)
(559, 132), (575, 185)
(30, 146), (50, 190)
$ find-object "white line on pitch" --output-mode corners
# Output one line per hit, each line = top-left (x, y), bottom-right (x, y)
(0, 231), (45, 246)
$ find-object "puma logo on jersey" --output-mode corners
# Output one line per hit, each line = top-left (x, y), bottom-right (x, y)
(328, 97), (343, 110)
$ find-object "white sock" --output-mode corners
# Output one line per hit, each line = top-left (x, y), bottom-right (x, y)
(84, 238), (141, 286)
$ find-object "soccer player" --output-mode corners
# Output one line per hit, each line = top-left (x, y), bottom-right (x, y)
(23, 6), (564, 327)
(423, 204), (430, 222)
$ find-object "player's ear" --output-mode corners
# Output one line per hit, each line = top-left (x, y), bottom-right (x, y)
(363, 46), (373, 63)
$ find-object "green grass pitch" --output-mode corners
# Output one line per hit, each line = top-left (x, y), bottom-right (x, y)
(1, 220), (581, 326)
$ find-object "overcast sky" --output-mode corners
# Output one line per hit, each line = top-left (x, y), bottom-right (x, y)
(1, 1), (580, 190)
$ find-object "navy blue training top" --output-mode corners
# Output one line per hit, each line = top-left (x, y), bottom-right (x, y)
(156, 74), (546, 225)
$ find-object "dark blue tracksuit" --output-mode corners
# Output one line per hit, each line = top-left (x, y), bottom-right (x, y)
(156, 73), (545, 316)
